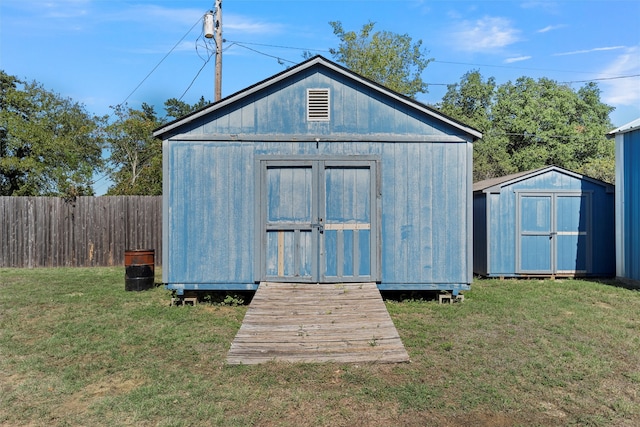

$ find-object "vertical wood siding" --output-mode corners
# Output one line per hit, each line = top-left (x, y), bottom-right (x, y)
(623, 130), (640, 280)
(0, 196), (161, 268)
(166, 139), (471, 287)
(179, 68), (462, 138)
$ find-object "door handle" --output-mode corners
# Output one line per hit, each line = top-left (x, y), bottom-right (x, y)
(311, 221), (324, 233)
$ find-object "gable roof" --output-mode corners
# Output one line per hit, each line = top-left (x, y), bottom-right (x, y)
(473, 165), (614, 194)
(607, 118), (640, 136)
(153, 55), (482, 140)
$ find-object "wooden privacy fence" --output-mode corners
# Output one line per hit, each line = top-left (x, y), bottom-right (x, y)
(0, 196), (162, 268)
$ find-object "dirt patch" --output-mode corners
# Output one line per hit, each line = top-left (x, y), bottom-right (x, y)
(51, 375), (144, 420)
(434, 411), (538, 427)
(595, 301), (614, 309)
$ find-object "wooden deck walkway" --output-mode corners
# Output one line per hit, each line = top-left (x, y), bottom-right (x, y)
(226, 282), (410, 365)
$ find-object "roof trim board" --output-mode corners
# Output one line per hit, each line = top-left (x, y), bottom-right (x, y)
(607, 118), (640, 136)
(164, 133), (472, 143)
(473, 165), (614, 194)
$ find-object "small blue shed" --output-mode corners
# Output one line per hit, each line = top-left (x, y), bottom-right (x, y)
(473, 166), (615, 278)
(609, 118), (640, 285)
(153, 56), (481, 296)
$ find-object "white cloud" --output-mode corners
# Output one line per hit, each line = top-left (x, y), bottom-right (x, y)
(27, 0), (91, 18)
(103, 6), (281, 36)
(537, 24), (566, 33)
(451, 17), (521, 52)
(599, 46), (640, 107)
(504, 56), (532, 63)
(106, 5), (206, 27)
(554, 46), (626, 56)
(5, 0), (92, 31)
(225, 14), (283, 35)
(521, 1), (561, 14)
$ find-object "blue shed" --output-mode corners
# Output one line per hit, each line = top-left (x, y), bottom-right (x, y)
(609, 118), (640, 285)
(473, 166), (615, 278)
(153, 56), (481, 296)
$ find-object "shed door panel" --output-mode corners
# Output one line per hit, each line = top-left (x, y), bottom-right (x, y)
(519, 195), (553, 273)
(517, 193), (590, 275)
(556, 195), (588, 273)
(322, 166), (373, 282)
(264, 165), (315, 281)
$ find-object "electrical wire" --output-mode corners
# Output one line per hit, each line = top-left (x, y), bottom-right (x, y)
(118, 16), (203, 107)
(231, 43), (298, 65)
(227, 40), (639, 87)
(225, 39), (330, 54)
(560, 74), (640, 84)
(178, 58), (212, 101)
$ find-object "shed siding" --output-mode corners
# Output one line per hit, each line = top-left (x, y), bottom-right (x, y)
(165, 139), (471, 287)
(622, 129), (640, 280)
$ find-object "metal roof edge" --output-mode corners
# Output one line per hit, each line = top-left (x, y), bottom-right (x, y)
(473, 165), (614, 193)
(607, 117), (640, 137)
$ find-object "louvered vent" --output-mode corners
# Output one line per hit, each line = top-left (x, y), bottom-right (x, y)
(307, 89), (330, 121)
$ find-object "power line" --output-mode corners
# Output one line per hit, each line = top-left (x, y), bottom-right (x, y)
(560, 74), (640, 84)
(226, 40), (639, 86)
(119, 15), (203, 107)
(225, 39), (330, 54)
(432, 59), (624, 78)
(231, 42), (298, 65)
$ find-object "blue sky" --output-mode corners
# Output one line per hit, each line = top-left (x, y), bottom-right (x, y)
(2, 0), (639, 192)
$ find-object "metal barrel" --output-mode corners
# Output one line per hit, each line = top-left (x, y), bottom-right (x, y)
(124, 249), (155, 291)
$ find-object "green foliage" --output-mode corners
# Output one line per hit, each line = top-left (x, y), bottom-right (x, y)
(329, 21), (433, 98)
(164, 96), (210, 122)
(439, 71), (615, 182)
(104, 103), (162, 195)
(104, 98), (211, 195)
(0, 71), (104, 196)
(202, 291), (248, 306)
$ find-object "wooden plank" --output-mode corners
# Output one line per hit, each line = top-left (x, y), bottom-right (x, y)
(226, 282), (410, 365)
(0, 196), (162, 268)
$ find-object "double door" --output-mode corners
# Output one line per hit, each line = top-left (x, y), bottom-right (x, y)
(517, 192), (591, 275)
(257, 158), (379, 283)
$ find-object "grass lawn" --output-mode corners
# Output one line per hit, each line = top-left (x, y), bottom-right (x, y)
(1, 268), (639, 426)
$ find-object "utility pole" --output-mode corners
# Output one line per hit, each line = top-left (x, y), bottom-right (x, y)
(214, 0), (222, 102)
(204, 1), (222, 101)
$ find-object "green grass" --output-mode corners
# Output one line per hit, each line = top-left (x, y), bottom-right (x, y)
(1, 269), (639, 426)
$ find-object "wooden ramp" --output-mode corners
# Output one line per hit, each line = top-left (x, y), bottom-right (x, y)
(226, 282), (410, 365)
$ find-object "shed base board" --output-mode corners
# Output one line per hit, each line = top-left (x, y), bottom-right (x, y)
(165, 282), (470, 295)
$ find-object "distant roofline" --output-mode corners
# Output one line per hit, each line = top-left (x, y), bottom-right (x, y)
(473, 165), (614, 193)
(607, 117), (640, 136)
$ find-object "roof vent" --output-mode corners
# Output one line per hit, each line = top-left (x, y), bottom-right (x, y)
(307, 89), (330, 121)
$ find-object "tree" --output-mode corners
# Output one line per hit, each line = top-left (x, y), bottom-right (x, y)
(0, 71), (104, 196)
(328, 21), (432, 98)
(104, 98), (210, 195)
(439, 71), (615, 182)
(164, 96), (210, 122)
(104, 103), (162, 195)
